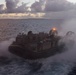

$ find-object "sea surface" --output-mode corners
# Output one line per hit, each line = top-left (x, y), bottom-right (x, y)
(0, 19), (75, 75)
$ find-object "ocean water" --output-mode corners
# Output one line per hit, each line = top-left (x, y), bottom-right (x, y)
(0, 19), (75, 75)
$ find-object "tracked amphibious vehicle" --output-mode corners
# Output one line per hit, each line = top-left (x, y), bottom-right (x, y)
(8, 28), (74, 60)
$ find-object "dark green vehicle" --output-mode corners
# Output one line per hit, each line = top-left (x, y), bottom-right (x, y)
(8, 28), (74, 60)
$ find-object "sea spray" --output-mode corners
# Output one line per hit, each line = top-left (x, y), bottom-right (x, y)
(0, 38), (15, 57)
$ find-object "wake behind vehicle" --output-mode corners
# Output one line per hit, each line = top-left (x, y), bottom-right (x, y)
(8, 28), (74, 60)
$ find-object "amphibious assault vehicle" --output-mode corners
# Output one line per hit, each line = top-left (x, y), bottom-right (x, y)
(8, 28), (74, 60)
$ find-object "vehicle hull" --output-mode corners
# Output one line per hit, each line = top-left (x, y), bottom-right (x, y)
(9, 45), (64, 60)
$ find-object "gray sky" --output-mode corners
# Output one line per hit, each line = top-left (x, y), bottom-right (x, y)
(0, 0), (76, 19)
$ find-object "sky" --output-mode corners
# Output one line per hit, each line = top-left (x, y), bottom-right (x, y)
(0, 0), (38, 5)
(0, 0), (76, 4)
(67, 0), (76, 3)
(0, 0), (76, 19)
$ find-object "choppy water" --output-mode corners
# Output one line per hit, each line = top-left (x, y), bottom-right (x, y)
(0, 19), (75, 75)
